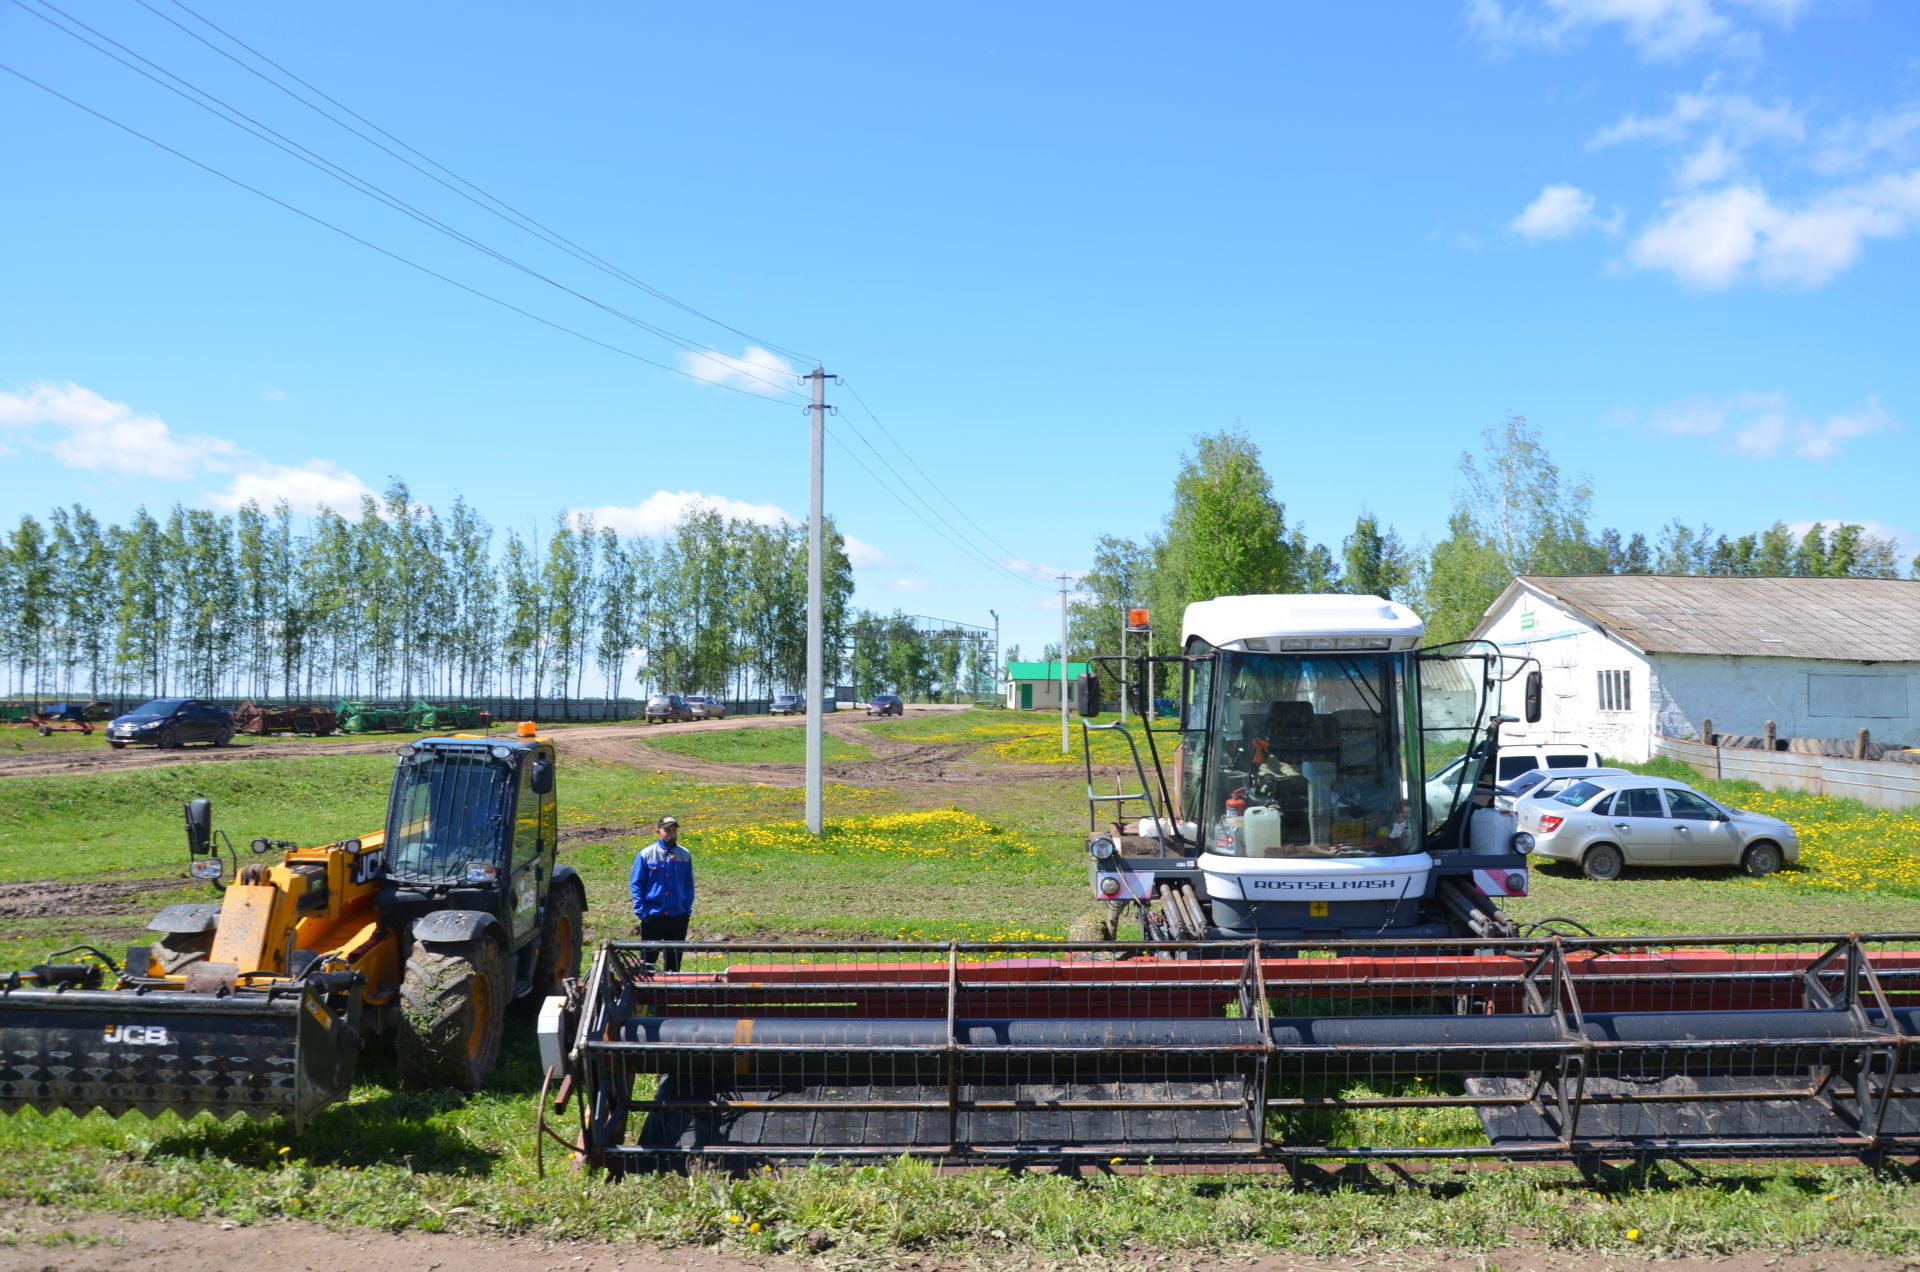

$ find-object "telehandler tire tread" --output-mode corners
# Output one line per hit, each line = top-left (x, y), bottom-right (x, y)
(532, 882), (586, 999)
(396, 937), (508, 1092)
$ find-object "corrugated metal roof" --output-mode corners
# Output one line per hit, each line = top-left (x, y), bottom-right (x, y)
(1481, 575), (1920, 661)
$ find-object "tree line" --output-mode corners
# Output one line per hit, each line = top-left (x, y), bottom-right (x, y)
(0, 480), (903, 708)
(1066, 416), (1916, 658)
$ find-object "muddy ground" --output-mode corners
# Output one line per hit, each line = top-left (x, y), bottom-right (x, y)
(4, 1209), (1917, 1272)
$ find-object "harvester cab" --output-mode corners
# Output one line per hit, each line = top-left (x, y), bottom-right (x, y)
(1082, 593), (1539, 945)
(0, 731), (587, 1126)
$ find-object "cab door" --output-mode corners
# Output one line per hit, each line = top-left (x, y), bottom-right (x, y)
(506, 758), (544, 946)
(1605, 787), (1675, 863)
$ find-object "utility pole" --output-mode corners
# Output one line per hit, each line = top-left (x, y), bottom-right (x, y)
(1058, 574), (1070, 755)
(989, 609), (999, 705)
(1118, 608), (1128, 726)
(805, 367), (830, 835)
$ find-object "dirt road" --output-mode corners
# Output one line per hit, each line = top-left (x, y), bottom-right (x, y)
(4, 1208), (1914, 1272)
(0, 707), (978, 782)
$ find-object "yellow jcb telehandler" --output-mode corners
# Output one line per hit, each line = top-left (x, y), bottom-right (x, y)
(0, 726), (587, 1125)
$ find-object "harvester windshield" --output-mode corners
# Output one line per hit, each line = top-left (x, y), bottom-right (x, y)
(385, 748), (512, 882)
(1185, 648), (1413, 858)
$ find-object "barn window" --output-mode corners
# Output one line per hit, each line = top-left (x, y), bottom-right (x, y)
(1597, 669), (1632, 712)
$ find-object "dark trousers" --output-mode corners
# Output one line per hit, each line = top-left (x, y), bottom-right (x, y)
(638, 912), (691, 971)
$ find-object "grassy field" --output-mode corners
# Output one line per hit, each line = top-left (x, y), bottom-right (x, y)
(5, 713), (1920, 1264)
(866, 707), (1164, 765)
(640, 725), (874, 764)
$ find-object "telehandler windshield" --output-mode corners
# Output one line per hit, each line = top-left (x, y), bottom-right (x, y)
(385, 749), (513, 882)
(1193, 649), (1413, 859)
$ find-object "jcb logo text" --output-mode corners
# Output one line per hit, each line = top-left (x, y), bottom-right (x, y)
(102, 1025), (171, 1045)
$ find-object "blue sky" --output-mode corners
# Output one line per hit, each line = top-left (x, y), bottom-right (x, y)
(3, 0), (1917, 663)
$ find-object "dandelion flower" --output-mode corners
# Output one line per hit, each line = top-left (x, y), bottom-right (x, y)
(1626, 1229), (1640, 1241)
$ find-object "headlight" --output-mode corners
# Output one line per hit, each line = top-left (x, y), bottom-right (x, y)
(1098, 875), (1122, 897)
(1089, 836), (1117, 861)
(1511, 832), (1535, 854)
(465, 862), (500, 883)
(189, 858), (223, 880)
(490, 745), (512, 759)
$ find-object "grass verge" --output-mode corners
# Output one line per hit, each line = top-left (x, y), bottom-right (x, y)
(642, 726), (873, 764)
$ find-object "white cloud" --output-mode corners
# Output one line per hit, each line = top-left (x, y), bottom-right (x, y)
(261, 387), (291, 403)
(575, 490), (892, 567)
(676, 346), (799, 396)
(1627, 170), (1920, 287)
(1468, 0), (1811, 62)
(0, 381), (239, 480)
(844, 536), (891, 569)
(1812, 101), (1920, 176)
(1512, 183), (1619, 239)
(1783, 517), (1919, 560)
(0, 380), (382, 513)
(1590, 79), (1805, 189)
(207, 459), (378, 514)
(1644, 391), (1896, 459)
(579, 489), (796, 537)
(892, 576), (932, 592)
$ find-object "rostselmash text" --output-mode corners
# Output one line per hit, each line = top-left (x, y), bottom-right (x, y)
(1249, 878), (1398, 893)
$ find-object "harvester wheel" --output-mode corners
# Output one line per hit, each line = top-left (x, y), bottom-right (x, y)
(396, 937), (509, 1091)
(1581, 843), (1625, 881)
(532, 883), (586, 998)
(1742, 841), (1783, 876)
(36, 725), (51, 737)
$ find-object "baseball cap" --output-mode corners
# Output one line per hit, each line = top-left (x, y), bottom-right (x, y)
(659, 815), (679, 827)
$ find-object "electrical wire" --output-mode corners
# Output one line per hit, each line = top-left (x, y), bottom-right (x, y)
(13, 0), (807, 400)
(0, 60), (801, 405)
(842, 380), (1033, 565)
(823, 422), (1051, 592)
(828, 407), (1040, 585)
(152, 0), (815, 366)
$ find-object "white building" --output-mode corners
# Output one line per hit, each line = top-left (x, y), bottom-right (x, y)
(1472, 576), (1920, 762)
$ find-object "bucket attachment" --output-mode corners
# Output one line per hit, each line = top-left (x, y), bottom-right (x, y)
(0, 972), (362, 1126)
(563, 936), (1920, 1171)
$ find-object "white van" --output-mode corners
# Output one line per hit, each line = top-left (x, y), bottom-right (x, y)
(1490, 742), (1603, 785)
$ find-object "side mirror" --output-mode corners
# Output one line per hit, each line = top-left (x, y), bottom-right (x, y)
(1074, 672), (1102, 718)
(1524, 670), (1543, 724)
(530, 758), (555, 795)
(184, 798), (213, 856)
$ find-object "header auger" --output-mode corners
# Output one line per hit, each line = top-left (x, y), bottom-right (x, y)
(545, 593), (1920, 1171)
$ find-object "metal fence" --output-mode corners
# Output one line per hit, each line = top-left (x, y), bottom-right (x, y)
(561, 934), (1920, 1172)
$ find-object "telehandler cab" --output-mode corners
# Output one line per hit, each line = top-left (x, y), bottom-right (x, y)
(0, 727), (587, 1125)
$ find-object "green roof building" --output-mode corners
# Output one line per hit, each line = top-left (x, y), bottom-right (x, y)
(1003, 660), (1088, 710)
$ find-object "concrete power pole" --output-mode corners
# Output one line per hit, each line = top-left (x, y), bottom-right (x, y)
(989, 609), (999, 705)
(1058, 574), (1070, 755)
(805, 367), (831, 835)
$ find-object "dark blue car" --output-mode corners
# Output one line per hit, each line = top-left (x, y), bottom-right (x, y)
(106, 698), (234, 749)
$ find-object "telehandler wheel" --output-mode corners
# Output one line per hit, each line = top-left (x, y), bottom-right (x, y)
(150, 930), (214, 975)
(532, 882), (586, 998)
(396, 937), (509, 1091)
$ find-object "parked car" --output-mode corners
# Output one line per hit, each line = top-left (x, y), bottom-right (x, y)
(644, 694), (693, 724)
(105, 698), (235, 749)
(866, 694), (904, 717)
(771, 693), (805, 716)
(1515, 774), (1799, 881)
(1495, 765), (1633, 810)
(685, 695), (728, 720)
(1490, 742), (1604, 784)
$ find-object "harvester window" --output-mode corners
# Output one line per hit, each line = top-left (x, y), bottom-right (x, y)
(385, 751), (512, 883)
(1204, 651), (1411, 859)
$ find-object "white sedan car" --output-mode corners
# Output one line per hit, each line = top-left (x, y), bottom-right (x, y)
(1515, 774), (1800, 881)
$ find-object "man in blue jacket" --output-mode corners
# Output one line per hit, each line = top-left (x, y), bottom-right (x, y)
(630, 815), (695, 971)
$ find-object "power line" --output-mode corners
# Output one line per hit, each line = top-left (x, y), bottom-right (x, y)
(823, 422), (1049, 591)
(842, 380), (1032, 563)
(152, 0), (815, 366)
(0, 60), (802, 405)
(14, 0), (807, 400)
